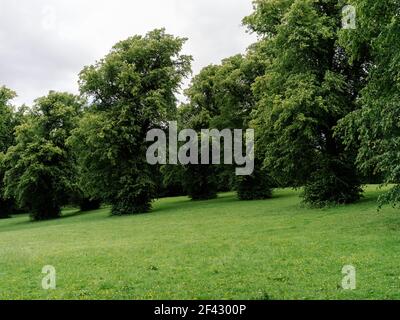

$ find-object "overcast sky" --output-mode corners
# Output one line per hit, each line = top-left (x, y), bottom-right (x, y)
(0, 0), (257, 106)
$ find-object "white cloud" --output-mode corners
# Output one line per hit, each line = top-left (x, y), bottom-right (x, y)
(0, 0), (256, 105)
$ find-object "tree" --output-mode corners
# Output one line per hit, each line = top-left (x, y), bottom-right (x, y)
(0, 86), (17, 153)
(244, 0), (363, 206)
(78, 197), (102, 212)
(0, 86), (19, 218)
(180, 66), (220, 201)
(160, 164), (185, 197)
(70, 29), (191, 215)
(3, 92), (83, 220)
(336, 0), (400, 207)
(236, 159), (273, 200)
(0, 153), (13, 219)
(182, 53), (274, 200)
(213, 53), (273, 200)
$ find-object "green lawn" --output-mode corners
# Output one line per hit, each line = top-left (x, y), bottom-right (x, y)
(0, 186), (399, 300)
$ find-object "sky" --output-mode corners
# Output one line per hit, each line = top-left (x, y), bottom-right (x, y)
(0, 0), (257, 106)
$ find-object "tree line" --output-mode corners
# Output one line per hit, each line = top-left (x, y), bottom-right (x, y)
(0, 0), (399, 221)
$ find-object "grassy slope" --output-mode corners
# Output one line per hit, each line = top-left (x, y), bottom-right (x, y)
(0, 186), (399, 300)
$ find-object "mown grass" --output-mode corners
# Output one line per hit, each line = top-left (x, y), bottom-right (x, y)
(0, 185), (399, 300)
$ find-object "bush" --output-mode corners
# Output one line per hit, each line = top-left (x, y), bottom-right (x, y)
(302, 161), (362, 207)
(110, 177), (156, 215)
(159, 165), (185, 198)
(31, 201), (62, 221)
(79, 198), (101, 212)
(216, 166), (235, 192)
(236, 164), (273, 200)
(0, 198), (13, 219)
(183, 164), (218, 201)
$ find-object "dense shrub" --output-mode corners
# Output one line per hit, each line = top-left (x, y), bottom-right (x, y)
(159, 165), (186, 198)
(216, 166), (235, 193)
(79, 198), (101, 212)
(236, 162), (273, 200)
(302, 160), (363, 207)
(183, 165), (218, 201)
(0, 199), (13, 219)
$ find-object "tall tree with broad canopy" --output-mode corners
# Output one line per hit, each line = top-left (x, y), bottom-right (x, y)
(0, 86), (18, 218)
(244, 0), (364, 206)
(0, 86), (17, 153)
(179, 64), (221, 200)
(70, 29), (192, 215)
(336, 0), (400, 207)
(3, 92), (83, 220)
(181, 53), (273, 200)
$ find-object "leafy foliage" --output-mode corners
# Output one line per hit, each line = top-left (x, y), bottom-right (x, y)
(0, 86), (23, 218)
(70, 29), (192, 215)
(236, 160), (273, 200)
(3, 92), (82, 220)
(245, 0), (363, 205)
(2, 6), (399, 217)
(336, 0), (400, 207)
(302, 158), (363, 206)
(160, 165), (186, 197)
(79, 198), (101, 212)
(182, 163), (218, 201)
(0, 86), (17, 153)
(183, 54), (273, 200)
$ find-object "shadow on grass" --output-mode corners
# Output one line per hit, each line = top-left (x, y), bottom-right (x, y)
(148, 193), (234, 215)
(0, 208), (105, 232)
(2, 187), (372, 231)
(60, 209), (97, 219)
(151, 190), (295, 216)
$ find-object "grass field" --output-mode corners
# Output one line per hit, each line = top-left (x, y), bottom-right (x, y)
(0, 185), (399, 300)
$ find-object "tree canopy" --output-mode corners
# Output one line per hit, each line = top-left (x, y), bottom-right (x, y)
(245, 0), (363, 206)
(2, 4), (400, 219)
(337, 0), (400, 207)
(3, 92), (83, 220)
(0, 86), (18, 218)
(70, 29), (192, 215)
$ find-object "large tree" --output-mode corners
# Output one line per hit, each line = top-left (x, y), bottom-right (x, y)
(180, 65), (220, 200)
(181, 53), (273, 200)
(3, 92), (83, 220)
(0, 86), (20, 218)
(337, 0), (400, 207)
(0, 86), (17, 153)
(70, 29), (191, 215)
(244, 0), (364, 206)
